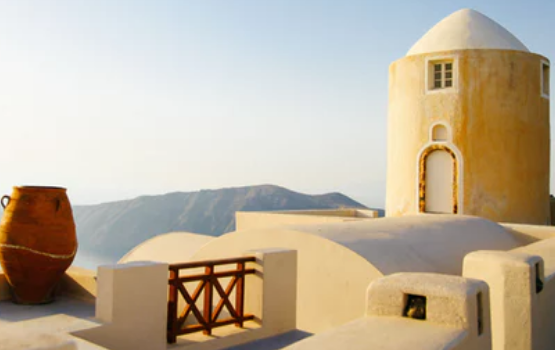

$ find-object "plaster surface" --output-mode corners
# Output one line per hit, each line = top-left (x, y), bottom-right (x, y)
(512, 238), (555, 276)
(188, 215), (519, 333)
(190, 228), (382, 333)
(408, 9), (528, 56)
(119, 232), (214, 264)
(235, 209), (376, 231)
(75, 261), (169, 350)
(464, 249), (554, 350)
(284, 215), (521, 275)
(285, 273), (490, 350)
(387, 48), (550, 224)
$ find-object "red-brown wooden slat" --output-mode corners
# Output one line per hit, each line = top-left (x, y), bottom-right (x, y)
(212, 276), (239, 321)
(177, 283), (207, 328)
(176, 269), (256, 283)
(203, 265), (214, 335)
(235, 262), (246, 327)
(211, 276), (238, 322)
(169, 256), (256, 270)
(167, 256), (256, 342)
(177, 279), (206, 330)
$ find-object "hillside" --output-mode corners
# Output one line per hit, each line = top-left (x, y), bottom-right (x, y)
(73, 184), (371, 264)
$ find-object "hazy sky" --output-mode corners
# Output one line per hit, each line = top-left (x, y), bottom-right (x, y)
(0, 0), (553, 207)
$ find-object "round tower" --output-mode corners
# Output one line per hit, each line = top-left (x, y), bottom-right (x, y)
(386, 9), (551, 224)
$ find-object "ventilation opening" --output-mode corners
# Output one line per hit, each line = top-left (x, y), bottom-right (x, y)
(536, 263), (544, 294)
(403, 294), (426, 320)
(477, 292), (484, 336)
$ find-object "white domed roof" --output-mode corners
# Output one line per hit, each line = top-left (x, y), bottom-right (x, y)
(407, 9), (529, 56)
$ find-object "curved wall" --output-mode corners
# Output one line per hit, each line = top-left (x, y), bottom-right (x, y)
(285, 215), (522, 276)
(386, 49), (550, 224)
(189, 215), (521, 333)
(190, 229), (383, 333)
(119, 232), (214, 264)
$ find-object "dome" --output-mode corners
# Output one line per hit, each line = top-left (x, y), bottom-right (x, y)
(407, 9), (529, 56)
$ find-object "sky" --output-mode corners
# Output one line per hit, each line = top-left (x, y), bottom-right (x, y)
(0, 0), (553, 208)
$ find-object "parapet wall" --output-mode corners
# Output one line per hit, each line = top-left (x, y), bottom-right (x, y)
(463, 237), (555, 350)
(73, 249), (298, 350)
(500, 223), (555, 245)
(235, 211), (372, 231)
(284, 273), (491, 350)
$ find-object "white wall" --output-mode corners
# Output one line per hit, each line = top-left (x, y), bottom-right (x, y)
(283, 273), (491, 350)
(285, 215), (521, 275)
(464, 239), (555, 350)
(190, 229), (383, 333)
(119, 232), (214, 264)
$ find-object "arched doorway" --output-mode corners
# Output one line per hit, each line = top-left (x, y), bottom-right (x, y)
(419, 145), (458, 214)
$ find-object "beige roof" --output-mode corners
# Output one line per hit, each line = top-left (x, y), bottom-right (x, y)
(119, 232), (214, 264)
(283, 214), (521, 275)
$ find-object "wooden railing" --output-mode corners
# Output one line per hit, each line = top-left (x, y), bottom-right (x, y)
(167, 256), (257, 343)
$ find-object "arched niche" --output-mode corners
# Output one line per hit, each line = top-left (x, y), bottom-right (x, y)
(431, 123), (450, 142)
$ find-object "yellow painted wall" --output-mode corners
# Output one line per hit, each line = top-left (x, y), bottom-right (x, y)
(386, 49), (550, 224)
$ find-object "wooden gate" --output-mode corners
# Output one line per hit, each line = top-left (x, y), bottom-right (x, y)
(167, 256), (257, 343)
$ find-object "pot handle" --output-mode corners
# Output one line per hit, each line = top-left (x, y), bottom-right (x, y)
(1, 195), (10, 209)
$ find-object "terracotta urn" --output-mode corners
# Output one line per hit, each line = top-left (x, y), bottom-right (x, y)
(0, 186), (77, 304)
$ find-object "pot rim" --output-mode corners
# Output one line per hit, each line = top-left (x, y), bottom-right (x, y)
(15, 186), (67, 191)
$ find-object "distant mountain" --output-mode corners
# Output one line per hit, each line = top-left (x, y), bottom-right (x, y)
(73, 185), (372, 265)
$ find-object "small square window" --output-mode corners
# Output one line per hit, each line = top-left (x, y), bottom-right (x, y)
(428, 59), (455, 91)
(542, 62), (550, 98)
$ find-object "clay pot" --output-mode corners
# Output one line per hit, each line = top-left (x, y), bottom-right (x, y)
(0, 186), (77, 304)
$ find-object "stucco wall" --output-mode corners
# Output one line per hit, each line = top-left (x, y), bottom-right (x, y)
(74, 262), (169, 350)
(284, 215), (522, 275)
(235, 211), (372, 232)
(189, 215), (520, 333)
(119, 232), (214, 264)
(513, 237), (555, 279)
(500, 223), (555, 245)
(189, 229), (383, 333)
(284, 273), (491, 350)
(386, 49), (550, 224)
(465, 239), (555, 350)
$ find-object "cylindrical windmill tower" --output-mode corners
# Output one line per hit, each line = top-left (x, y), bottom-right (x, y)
(386, 9), (551, 224)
